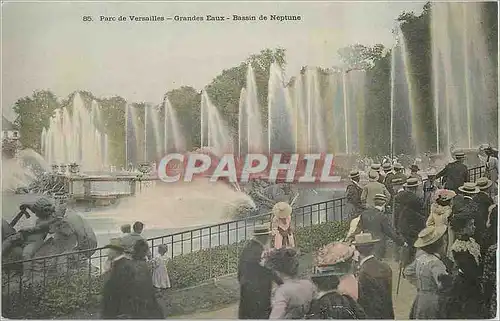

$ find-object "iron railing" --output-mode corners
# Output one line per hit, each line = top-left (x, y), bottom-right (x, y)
(1, 165), (487, 313)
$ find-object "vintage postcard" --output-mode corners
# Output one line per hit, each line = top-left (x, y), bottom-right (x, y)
(1, 1), (498, 319)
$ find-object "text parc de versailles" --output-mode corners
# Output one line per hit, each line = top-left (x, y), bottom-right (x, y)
(112, 14), (301, 22)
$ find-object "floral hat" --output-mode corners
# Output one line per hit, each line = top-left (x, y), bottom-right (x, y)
(436, 189), (456, 201)
(315, 242), (356, 267)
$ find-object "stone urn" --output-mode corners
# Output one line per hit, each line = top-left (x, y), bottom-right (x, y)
(69, 163), (80, 174)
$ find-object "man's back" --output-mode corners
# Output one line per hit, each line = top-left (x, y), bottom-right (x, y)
(393, 191), (424, 239)
(363, 182), (390, 208)
(358, 258), (394, 319)
(120, 233), (145, 253)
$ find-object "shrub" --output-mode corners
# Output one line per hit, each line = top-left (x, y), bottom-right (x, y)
(2, 220), (349, 318)
(167, 220), (349, 289)
(2, 270), (103, 319)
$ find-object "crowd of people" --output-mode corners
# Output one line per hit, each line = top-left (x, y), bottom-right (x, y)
(98, 148), (497, 319)
(236, 149), (498, 319)
(99, 221), (171, 319)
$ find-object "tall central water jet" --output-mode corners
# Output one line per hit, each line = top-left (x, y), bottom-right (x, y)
(200, 91), (233, 156)
(238, 64), (264, 156)
(390, 25), (418, 156)
(268, 63), (295, 153)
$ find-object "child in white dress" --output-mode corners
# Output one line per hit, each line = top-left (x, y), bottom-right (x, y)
(152, 244), (171, 291)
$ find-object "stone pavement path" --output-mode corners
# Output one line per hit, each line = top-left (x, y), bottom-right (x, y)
(175, 260), (416, 319)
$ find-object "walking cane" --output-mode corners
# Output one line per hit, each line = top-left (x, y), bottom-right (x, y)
(396, 246), (404, 296)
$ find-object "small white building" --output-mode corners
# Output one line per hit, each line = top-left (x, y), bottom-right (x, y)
(2, 116), (19, 140)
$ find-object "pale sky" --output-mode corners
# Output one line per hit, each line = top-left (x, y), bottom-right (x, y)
(2, 1), (425, 121)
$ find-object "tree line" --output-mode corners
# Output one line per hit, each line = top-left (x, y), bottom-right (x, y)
(11, 2), (498, 164)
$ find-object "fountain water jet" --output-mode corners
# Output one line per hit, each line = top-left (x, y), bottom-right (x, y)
(431, 2), (497, 152)
(200, 91), (233, 156)
(42, 93), (109, 171)
(238, 64), (264, 156)
(268, 63), (295, 154)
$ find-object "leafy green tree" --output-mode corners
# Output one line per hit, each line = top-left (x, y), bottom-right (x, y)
(99, 96), (126, 166)
(337, 44), (386, 70)
(166, 86), (202, 149)
(205, 48), (287, 139)
(12, 90), (60, 153)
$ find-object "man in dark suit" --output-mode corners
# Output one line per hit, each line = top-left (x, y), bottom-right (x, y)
(393, 177), (426, 266)
(101, 239), (164, 319)
(435, 151), (469, 193)
(382, 163), (396, 197)
(474, 177), (495, 231)
(345, 170), (364, 219)
(359, 194), (406, 259)
(237, 224), (282, 319)
(353, 232), (395, 319)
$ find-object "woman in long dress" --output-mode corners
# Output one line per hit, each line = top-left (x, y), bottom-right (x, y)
(266, 248), (316, 319)
(425, 189), (456, 259)
(404, 225), (452, 319)
(447, 211), (485, 319)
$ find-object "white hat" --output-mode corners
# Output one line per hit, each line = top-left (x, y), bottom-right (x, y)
(273, 202), (292, 219)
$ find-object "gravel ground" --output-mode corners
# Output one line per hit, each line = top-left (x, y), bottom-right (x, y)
(174, 259), (417, 320)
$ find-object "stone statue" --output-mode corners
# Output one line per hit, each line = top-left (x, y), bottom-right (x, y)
(2, 196), (97, 275)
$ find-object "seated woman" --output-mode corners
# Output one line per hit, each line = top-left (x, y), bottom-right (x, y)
(305, 242), (366, 319)
(267, 248), (315, 319)
(448, 211), (485, 319)
(404, 226), (452, 319)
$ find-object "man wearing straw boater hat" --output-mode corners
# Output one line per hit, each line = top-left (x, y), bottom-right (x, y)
(474, 177), (495, 237)
(352, 232), (395, 319)
(345, 170), (364, 219)
(238, 224), (282, 319)
(382, 162), (396, 196)
(271, 202), (295, 249)
(436, 150), (468, 193)
(393, 162), (407, 182)
(370, 163), (385, 184)
(393, 177), (426, 266)
(454, 182), (488, 251)
(361, 170), (391, 209)
(358, 194), (406, 259)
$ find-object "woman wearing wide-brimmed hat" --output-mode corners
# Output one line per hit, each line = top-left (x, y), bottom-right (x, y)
(304, 242), (367, 319)
(426, 189), (456, 259)
(404, 225), (452, 319)
(271, 202), (295, 249)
